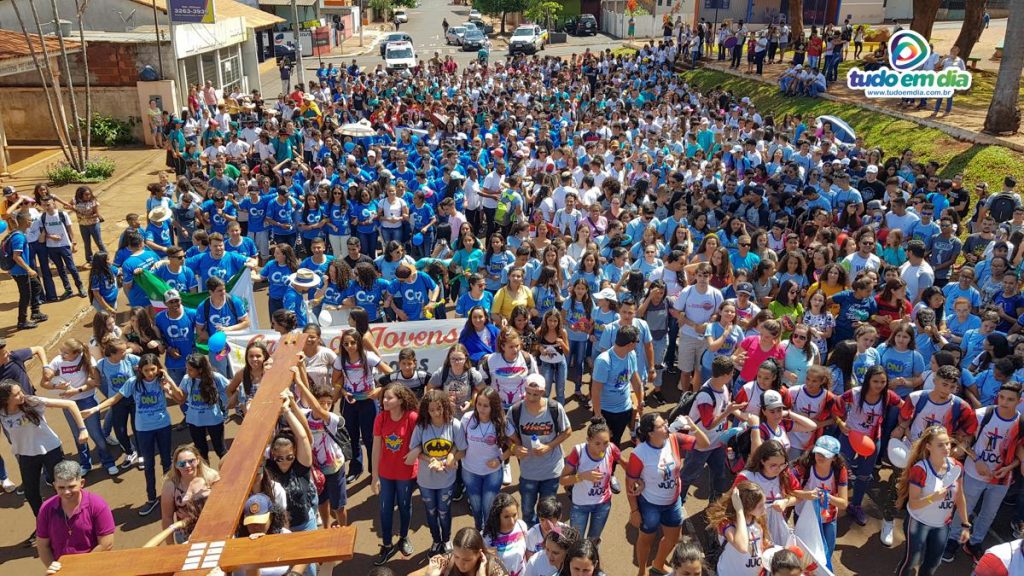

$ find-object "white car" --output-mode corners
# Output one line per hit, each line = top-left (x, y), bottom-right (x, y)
(385, 41), (416, 72)
(446, 25), (467, 45)
(469, 9), (481, 19)
(509, 24), (546, 54)
(394, 9), (408, 23)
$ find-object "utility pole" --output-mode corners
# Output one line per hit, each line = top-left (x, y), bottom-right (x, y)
(291, 0), (305, 85)
(150, 0), (164, 77)
(360, 0), (365, 46)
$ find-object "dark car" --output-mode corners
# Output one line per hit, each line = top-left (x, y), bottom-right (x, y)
(467, 17), (494, 34)
(563, 14), (598, 36)
(379, 32), (413, 56)
(274, 43), (296, 63)
(462, 29), (488, 51)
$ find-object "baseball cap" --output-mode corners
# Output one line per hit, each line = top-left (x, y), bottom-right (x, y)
(736, 282), (754, 296)
(2, 185), (15, 196)
(163, 289), (181, 302)
(813, 435), (842, 459)
(763, 390), (785, 410)
(242, 493), (272, 526)
(525, 373), (547, 390)
(865, 165), (878, 174)
(594, 288), (618, 302)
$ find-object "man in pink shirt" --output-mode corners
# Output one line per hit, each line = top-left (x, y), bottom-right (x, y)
(36, 460), (115, 573)
(202, 80), (218, 113)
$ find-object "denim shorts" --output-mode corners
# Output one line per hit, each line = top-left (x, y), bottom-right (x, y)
(637, 494), (684, 533)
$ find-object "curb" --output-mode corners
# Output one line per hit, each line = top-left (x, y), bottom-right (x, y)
(692, 60), (1024, 153)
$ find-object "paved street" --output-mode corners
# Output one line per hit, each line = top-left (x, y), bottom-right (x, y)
(260, 0), (625, 93)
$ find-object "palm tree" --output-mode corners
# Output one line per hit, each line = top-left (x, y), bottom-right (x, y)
(983, 0), (1024, 134)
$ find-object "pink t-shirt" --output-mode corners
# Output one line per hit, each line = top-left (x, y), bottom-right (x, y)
(36, 491), (115, 560)
(737, 335), (785, 381)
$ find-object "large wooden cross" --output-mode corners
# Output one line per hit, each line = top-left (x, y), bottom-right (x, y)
(58, 335), (357, 576)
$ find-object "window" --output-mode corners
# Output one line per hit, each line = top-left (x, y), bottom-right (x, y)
(201, 52), (218, 86)
(183, 56), (201, 87)
(220, 48), (241, 90)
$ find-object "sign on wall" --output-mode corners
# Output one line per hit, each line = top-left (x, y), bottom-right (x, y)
(846, 29), (972, 99)
(169, 0), (217, 23)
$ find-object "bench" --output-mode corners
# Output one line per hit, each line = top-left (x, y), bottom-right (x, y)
(966, 56), (981, 69)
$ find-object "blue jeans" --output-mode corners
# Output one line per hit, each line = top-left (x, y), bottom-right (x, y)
(519, 476), (560, 527)
(0, 453), (7, 480)
(79, 223), (106, 262)
(380, 226), (403, 245)
(568, 339), (589, 394)
(678, 446), (728, 505)
(343, 398), (378, 476)
(569, 500), (612, 540)
(636, 494), (684, 534)
(63, 395), (116, 470)
(104, 397), (136, 455)
(934, 96), (954, 114)
(47, 245), (83, 291)
(357, 230), (378, 257)
(463, 467), (503, 530)
(896, 515), (949, 576)
(840, 433), (880, 507)
(652, 335), (668, 389)
(420, 484), (455, 544)
(378, 477), (414, 545)
(31, 240), (56, 300)
(136, 425), (172, 501)
(539, 360), (567, 405)
(948, 474), (1008, 546)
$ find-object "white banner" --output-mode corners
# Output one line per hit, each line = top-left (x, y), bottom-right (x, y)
(225, 318), (465, 373)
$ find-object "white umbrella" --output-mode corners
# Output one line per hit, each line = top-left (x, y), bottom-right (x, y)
(336, 119), (376, 137)
(816, 115), (857, 144)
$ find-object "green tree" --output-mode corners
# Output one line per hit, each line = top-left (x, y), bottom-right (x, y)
(524, 0), (562, 30)
(474, 0), (529, 34)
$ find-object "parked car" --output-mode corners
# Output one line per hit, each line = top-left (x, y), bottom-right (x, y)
(379, 32), (413, 56)
(445, 26), (467, 45)
(563, 14), (598, 36)
(385, 41), (416, 72)
(393, 9), (408, 23)
(467, 17), (494, 34)
(469, 8), (481, 19)
(461, 29), (489, 51)
(274, 42), (296, 63)
(508, 24), (546, 54)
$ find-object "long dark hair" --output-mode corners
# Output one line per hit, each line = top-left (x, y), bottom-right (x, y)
(0, 379), (43, 426)
(186, 353), (220, 406)
(858, 365), (889, 414)
(470, 386), (510, 452)
(558, 538), (602, 576)
(439, 343), (472, 386)
(745, 439), (792, 495)
(242, 341), (270, 397)
(87, 252), (115, 304)
(826, 339), (857, 392)
(482, 492), (519, 540)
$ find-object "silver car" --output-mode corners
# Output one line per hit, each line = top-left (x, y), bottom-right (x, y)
(446, 25), (467, 45)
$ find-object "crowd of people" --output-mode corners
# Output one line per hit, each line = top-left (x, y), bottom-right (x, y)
(3, 34), (1024, 576)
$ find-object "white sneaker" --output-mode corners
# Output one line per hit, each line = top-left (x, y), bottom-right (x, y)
(610, 476), (622, 494)
(136, 456), (145, 470)
(880, 520), (894, 547)
(120, 452), (139, 469)
(105, 435), (120, 447)
(502, 462), (512, 486)
(106, 465), (120, 476)
(1, 478), (16, 493)
(79, 465), (91, 477)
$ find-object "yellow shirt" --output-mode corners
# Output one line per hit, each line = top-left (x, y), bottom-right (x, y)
(807, 280), (843, 316)
(492, 285), (534, 320)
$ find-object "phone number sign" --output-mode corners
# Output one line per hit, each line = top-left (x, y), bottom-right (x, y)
(169, 0), (216, 24)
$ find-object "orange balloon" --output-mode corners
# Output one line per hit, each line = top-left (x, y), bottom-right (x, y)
(849, 430), (876, 457)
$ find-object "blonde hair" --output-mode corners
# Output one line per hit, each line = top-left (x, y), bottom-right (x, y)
(896, 426), (949, 508)
(705, 481), (771, 547)
(164, 443), (220, 487)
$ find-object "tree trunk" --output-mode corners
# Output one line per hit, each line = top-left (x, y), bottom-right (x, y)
(788, 0), (803, 45)
(49, 0), (86, 169)
(77, 0), (92, 159)
(500, 10), (507, 35)
(10, 0), (76, 167)
(910, 0), (941, 40)
(983, 0), (1024, 134)
(26, 0), (81, 170)
(952, 0), (985, 60)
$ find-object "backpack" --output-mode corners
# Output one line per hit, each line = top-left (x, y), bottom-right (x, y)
(494, 188), (518, 226)
(510, 401), (564, 438)
(988, 193), (1017, 223)
(0, 232), (19, 272)
(907, 391), (965, 437)
(668, 384), (714, 425)
(320, 415), (354, 462)
(727, 427), (755, 474)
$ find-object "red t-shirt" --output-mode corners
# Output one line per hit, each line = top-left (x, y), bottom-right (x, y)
(374, 410), (420, 480)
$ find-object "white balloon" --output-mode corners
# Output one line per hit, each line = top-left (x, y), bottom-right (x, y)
(887, 438), (910, 469)
(318, 309), (334, 327)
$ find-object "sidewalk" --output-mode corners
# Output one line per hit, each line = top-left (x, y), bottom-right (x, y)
(0, 148), (166, 348)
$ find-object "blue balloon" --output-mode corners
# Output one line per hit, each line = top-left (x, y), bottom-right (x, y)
(344, 142), (355, 153)
(0, 219), (7, 235)
(208, 331), (227, 355)
(412, 233), (424, 247)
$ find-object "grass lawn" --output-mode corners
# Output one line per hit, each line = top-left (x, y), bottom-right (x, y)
(681, 69), (1024, 193)
(835, 61), (1024, 110)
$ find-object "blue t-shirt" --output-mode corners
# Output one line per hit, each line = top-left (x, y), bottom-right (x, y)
(992, 291), (1024, 332)
(6, 232), (31, 276)
(389, 274), (437, 321)
(908, 220), (941, 250)
(961, 329), (1006, 368)
(409, 203), (435, 232)
(145, 222), (173, 248)
(598, 319), (654, 380)
(264, 197), (297, 233)
(851, 347), (881, 386)
(533, 286), (559, 317)
(563, 299), (591, 342)
(832, 290), (878, 341)
(260, 261), (294, 300)
(325, 203), (351, 236)
(701, 322), (745, 371)
(201, 200), (238, 235)
(456, 291), (493, 316)
(186, 251), (249, 284)
(593, 348), (637, 413)
(119, 377), (171, 432)
(299, 208), (325, 240)
(121, 249), (160, 307)
(351, 200), (379, 234)
(181, 372), (230, 426)
(591, 307), (620, 350)
(946, 313), (981, 339)
(225, 237), (259, 259)
(942, 283), (982, 318)
(481, 251), (515, 292)
(345, 278), (390, 321)
(877, 344), (925, 397)
(283, 286), (310, 328)
(239, 195), (271, 234)
(194, 295), (248, 336)
(89, 265), (119, 307)
(154, 309), (197, 371)
(970, 369), (1001, 406)
(321, 280), (348, 307)
(154, 266), (199, 294)
(96, 354), (140, 398)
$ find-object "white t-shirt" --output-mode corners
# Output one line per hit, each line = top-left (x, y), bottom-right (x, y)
(1, 407), (62, 456)
(303, 346), (338, 390)
(485, 519), (529, 576)
(481, 172), (504, 209)
(379, 197), (407, 229)
(525, 550), (559, 576)
(674, 285), (724, 338)
(460, 412), (515, 476)
(332, 352), (381, 400)
(47, 354), (96, 402)
(39, 210), (73, 248)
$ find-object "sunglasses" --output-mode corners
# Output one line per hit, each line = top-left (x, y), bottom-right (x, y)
(176, 458), (198, 468)
(273, 454), (295, 463)
(792, 334), (808, 341)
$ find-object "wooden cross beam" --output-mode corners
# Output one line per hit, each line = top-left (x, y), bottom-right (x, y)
(57, 335), (357, 576)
